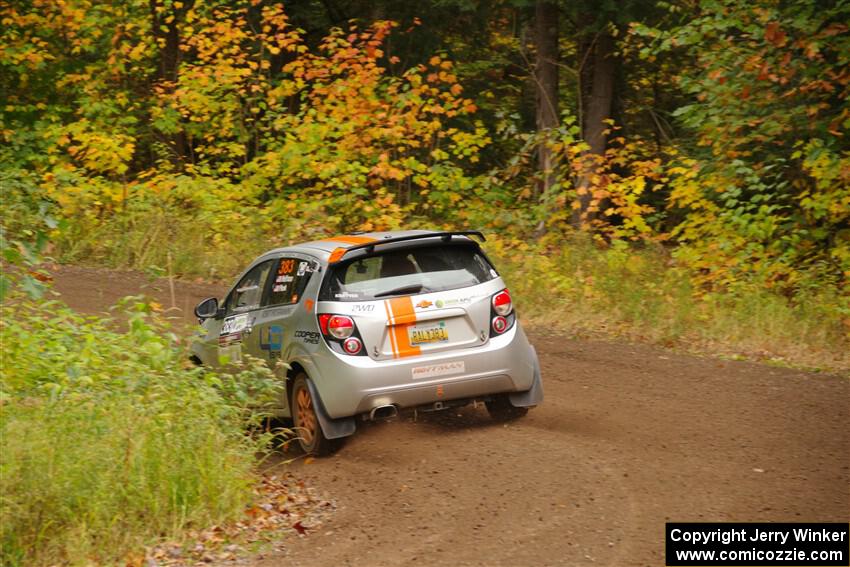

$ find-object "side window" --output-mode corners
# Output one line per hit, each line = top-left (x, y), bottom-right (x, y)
(265, 257), (313, 306)
(226, 260), (273, 315)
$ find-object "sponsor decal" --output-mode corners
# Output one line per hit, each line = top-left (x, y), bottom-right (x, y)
(415, 300), (433, 309)
(411, 361), (465, 380)
(296, 261), (308, 276)
(278, 259), (295, 275)
(276, 274), (294, 284)
(221, 313), (250, 335)
(304, 298), (314, 312)
(273, 283), (288, 293)
(334, 291), (360, 299)
(294, 330), (320, 345)
(218, 332), (242, 346)
(260, 325), (283, 358)
(434, 297), (472, 308)
(263, 306), (293, 319)
(217, 317), (246, 362)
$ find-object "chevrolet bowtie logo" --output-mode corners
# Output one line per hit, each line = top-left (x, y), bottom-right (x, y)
(416, 300), (433, 309)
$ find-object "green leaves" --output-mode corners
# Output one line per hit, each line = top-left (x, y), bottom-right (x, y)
(629, 0), (850, 294)
(0, 294), (286, 565)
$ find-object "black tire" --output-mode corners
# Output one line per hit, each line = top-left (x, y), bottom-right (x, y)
(290, 373), (340, 456)
(486, 394), (529, 422)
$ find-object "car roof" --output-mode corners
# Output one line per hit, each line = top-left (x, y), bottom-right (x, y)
(260, 230), (454, 262)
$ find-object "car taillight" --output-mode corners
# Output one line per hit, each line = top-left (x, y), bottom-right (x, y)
(343, 337), (362, 354)
(318, 313), (332, 335)
(492, 289), (512, 316)
(489, 288), (516, 337)
(328, 315), (354, 339)
(318, 313), (367, 356)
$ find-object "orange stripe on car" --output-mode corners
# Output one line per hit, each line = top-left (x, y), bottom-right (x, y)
(387, 297), (421, 358)
(324, 235), (378, 264)
(384, 299), (398, 357)
(328, 247), (347, 263)
(320, 235), (378, 245)
(387, 296), (418, 325)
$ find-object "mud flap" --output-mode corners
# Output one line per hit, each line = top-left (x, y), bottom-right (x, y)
(508, 346), (543, 408)
(304, 379), (357, 440)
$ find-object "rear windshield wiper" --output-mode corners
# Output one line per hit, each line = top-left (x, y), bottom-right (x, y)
(373, 284), (429, 298)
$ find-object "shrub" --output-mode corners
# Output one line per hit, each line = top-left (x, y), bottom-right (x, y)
(0, 297), (280, 566)
(490, 234), (849, 371)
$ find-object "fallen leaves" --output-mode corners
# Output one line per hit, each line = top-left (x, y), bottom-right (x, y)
(144, 473), (336, 566)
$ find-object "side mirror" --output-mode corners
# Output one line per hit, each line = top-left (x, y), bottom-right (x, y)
(194, 297), (220, 320)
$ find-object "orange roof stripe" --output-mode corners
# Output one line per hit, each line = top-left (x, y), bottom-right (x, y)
(328, 247), (347, 263)
(319, 235), (378, 246)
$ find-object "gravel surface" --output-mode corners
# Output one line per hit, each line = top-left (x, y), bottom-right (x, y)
(52, 264), (850, 567)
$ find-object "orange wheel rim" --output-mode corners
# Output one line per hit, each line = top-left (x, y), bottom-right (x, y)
(295, 387), (315, 445)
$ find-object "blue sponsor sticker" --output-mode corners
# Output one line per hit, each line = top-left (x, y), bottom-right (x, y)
(260, 325), (283, 356)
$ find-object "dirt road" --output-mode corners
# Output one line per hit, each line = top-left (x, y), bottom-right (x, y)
(52, 265), (849, 567)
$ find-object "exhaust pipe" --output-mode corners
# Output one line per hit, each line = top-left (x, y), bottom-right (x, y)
(369, 404), (398, 420)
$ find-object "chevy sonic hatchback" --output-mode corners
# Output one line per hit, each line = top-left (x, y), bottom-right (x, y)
(192, 230), (543, 455)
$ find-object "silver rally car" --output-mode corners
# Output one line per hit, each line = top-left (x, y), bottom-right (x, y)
(192, 230), (543, 455)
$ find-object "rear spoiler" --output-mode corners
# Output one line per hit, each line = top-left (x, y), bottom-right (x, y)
(329, 231), (486, 263)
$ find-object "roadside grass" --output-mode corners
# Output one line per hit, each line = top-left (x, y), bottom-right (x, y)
(490, 237), (849, 373)
(0, 297), (280, 566)
(54, 204), (271, 282)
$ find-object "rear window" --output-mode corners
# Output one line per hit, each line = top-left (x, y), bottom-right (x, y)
(320, 244), (497, 302)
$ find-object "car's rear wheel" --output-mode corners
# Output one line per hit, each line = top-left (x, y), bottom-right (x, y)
(290, 374), (339, 456)
(485, 394), (529, 422)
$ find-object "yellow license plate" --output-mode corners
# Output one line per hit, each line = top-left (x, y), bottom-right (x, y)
(408, 322), (449, 345)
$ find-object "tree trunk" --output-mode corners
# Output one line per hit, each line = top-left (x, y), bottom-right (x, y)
(150, 0), (192, 164)
(572, 30), (616, 229)
(534, 0), (559, 199)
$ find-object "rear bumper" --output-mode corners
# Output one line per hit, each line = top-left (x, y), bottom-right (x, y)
(354, 373), (516, 414)
(304, 324), (540, 419)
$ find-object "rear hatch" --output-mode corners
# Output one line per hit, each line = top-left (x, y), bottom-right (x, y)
(318, 241), (500, 361)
